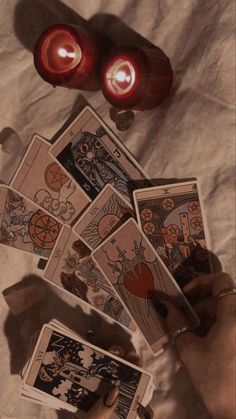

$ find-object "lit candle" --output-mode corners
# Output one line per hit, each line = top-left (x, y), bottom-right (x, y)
(102, 45), (173, 110)
(34, 24), (111, 91)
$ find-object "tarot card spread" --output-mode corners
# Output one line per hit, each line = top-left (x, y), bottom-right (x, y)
(74, 184), (134, 250)
(50, 106), (149, 202)
(10, 135), (90, 225)
(134, 182), (212, 288)
(44, 225), (134, 331)
(23, 325), (152, 418)
(92, 219), (199, 354)
(0, 185), (62, 258)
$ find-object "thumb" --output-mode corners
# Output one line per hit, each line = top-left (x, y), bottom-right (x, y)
(158, 301), (201, 365)
(85, 386), (119, 419)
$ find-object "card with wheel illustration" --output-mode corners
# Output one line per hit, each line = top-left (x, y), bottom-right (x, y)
(22, 324), (153, 418)
(133, 181), (212, 289)
(50, 106), (150, 202)
(0, 184), (62, 258)
(92, 218), (199, 354)
(74, 184), (134, 250)
(10, 135), (90, 225)
(44, 225), (135, 331)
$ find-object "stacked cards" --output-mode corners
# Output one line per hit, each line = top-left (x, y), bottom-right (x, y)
(1, 105), (213, 412)
(21, 321), (153, 417)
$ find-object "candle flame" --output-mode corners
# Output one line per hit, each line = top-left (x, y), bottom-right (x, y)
(58, 47), (76, 59)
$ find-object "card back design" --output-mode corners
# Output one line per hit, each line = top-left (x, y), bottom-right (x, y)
(134, 182), (212, 288)
(24, 325), (152, 418)
(74, 184), (133, 250)
(50, 106), (149, 201)
(0, 185), (62, 258)
(44, 226), (134, 331)
(92, 219), (199, 354)
(10, 135), (90, 225)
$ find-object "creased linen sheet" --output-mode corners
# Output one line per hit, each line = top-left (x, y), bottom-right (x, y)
(0, 1), (235, 418)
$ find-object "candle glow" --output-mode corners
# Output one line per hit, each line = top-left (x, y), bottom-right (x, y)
(42, 31), (82, 72)
(105, 59), (136, 96)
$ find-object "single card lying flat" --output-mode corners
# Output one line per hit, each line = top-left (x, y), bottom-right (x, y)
(50, 106), (149, 202)
(10, 135), (90, 225)
(22, 324), (153, 418)
(133, 181), (212, 289)
(74, 184), (134, 250)
(0, 185), (62, 258)
(92, 219), (199, 354)
(44, 225), (135, 331)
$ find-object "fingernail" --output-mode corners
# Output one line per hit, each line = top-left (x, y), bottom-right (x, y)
(103, 387), (119, 408)
(154, 301), (168, 318)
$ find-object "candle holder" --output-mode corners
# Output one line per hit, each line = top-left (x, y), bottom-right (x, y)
(102, 45), (173, 110)
(34, 23), (112, 91)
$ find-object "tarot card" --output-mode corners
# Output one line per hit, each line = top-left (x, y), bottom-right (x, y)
(23, 324), (153, 418)
(134, 181), (212, 289)
(44, 225), (135, 331)
(0, 185), (62, 259)
(92, 219), (199, 354)
(10, 135), (90, 225)
(74, 184), (134, 250)
(50, 106), (150, 202)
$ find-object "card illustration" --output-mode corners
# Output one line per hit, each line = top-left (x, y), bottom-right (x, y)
(0, 185), (62, 258)
(134, 182), (211, 288)
(92, 219), (199, 354)
(10, 135), (90, 225)
(50, 106), (149, 201)
(74, 184), (133, 250)
(44, 226), (134, 330)
(24, 326), (151, 418)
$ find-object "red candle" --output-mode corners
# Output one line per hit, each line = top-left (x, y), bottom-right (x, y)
(34, 24), (111, 91)
(102, 45), (173, 110)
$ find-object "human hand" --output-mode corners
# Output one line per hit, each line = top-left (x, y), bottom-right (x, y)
(157, 273), (236, 419)
(74, 346), (144, 419)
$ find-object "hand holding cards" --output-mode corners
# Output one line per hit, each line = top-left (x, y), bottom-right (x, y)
(2, 104), (214, 415)
(21, 321), (153, 418)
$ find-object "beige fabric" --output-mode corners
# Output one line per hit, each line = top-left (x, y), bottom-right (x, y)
(0, 1), (234, 418)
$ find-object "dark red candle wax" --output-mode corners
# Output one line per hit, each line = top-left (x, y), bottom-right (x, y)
(34, 24), (111, 91)
(102, 45), (173, 110)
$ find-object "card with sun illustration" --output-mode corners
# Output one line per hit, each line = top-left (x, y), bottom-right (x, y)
(44, 225), (135, 331)
(133, 181), (212, 289)
(92, 218), (199, 354)
(73, 184), (134, 250)
(10, 135), (90, 225)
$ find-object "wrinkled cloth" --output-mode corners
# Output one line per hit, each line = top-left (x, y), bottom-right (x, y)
(0, 1), (235, 418)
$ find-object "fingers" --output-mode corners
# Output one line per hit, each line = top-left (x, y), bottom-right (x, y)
(162, 301), (201, 365)
(86, 386), (119, 419)
(211, 273), (236, 325)
(183, 273), (235, 325)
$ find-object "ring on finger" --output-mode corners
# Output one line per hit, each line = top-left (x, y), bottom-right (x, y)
(217, 288), (236, 300)
(172, 326), (192, 342)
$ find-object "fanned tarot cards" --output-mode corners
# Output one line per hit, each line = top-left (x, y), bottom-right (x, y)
(134, 181), (212, 288)
(50, 106), (150, 202)
(0, 184), (62, 259)
(10, 135), (90, 225)
(44, 225), (135, 331)
(92, 219), (199, 354)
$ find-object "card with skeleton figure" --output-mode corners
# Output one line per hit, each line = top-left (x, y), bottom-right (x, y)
(92, 219), (199, 354)
(10, 135), (90, 225)
(74, 184), (134, 250)
(50, 106), (150, 202)
(133, 181), (212, 289)
(44, 225), (135, 331)
(0, 185), (62, 258)
(22, 324), (153, 417)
